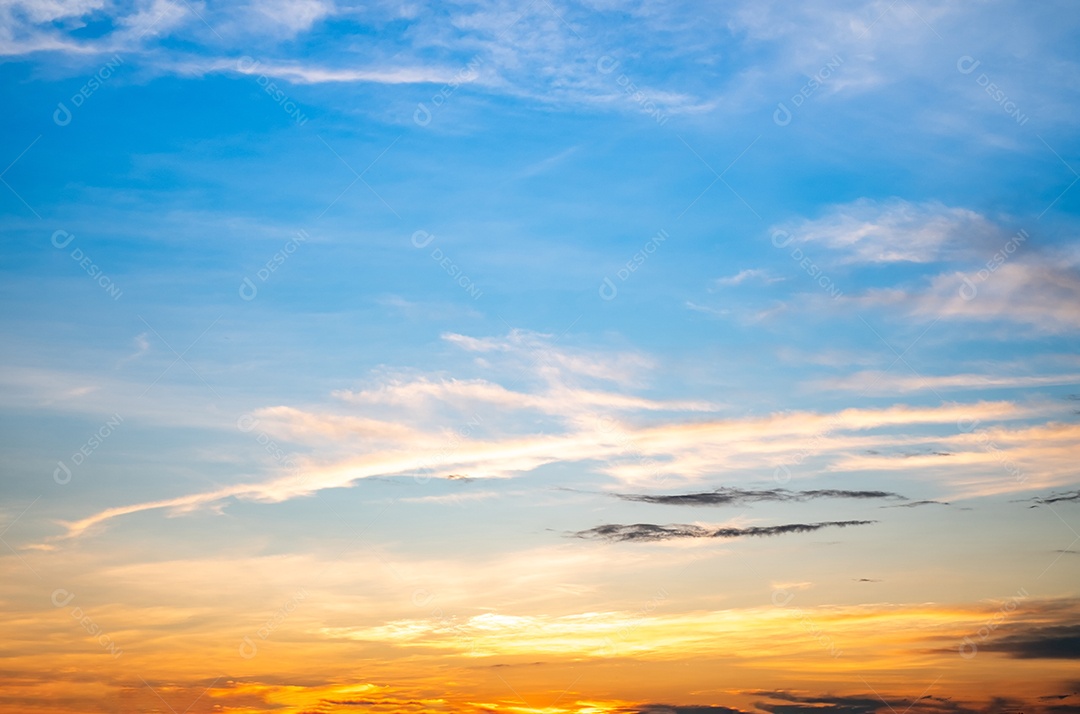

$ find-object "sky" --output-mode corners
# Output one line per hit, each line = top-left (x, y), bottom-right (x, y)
(1, 0), (1079, 712)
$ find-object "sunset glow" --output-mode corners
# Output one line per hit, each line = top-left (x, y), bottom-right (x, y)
(2, 1), (1079, 713)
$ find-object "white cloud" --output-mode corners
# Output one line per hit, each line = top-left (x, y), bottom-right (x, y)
(715, 268), (782, 286)
(815, 370), (1080, 395)
(854, 258), (1080, 332)
(47, 374), (1057, 542)
(775, 198), (1003, 264)
(247, 0), (334, 36)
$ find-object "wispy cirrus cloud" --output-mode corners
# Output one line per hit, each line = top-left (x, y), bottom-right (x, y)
(814, 370), (1080, 395)
(716, 269), (783, 286)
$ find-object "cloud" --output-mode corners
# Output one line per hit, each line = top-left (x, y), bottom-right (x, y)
(225, 57), (456, 85)
(31, 328), (1071, 543)
(857, 259), (1080, 333)
(716, 269), (782, 286)
(116, 332), (151, 367)
(398, 490), (500, 505)
(1028, 490), (1080, 506)
(572, 520), (876, 543)
(615, 487), (905, 507)
(828, 420), (1080, 499)
(814, 371), (1080, 395)
(751, 691), (1008, 714)
(46, 388), (1053, 541)
(332, 376), (713, 418)
(774, 199), (1003, 264)
(245, 0), (335, 36)
(518, 145), (579, 178)
(632, 707), (750, 714)
(980, 625), (1080, 659)
(771, 199), (1080, 333)
(441, 329), (655, 385)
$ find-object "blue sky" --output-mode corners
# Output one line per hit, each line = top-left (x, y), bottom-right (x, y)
(2, 2), (1080, 713)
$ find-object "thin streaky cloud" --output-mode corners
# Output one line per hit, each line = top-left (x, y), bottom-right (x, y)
(614, 487), (906, 507)
(573, 520), (877, 542)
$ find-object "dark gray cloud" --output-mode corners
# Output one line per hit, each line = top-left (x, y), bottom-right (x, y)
(630, 706), (750, 714)
(752, 691), (1022, 714)
(979, 625), (1080, 659)
(886, 500), (949, 508)
(573, 520), (876, 542)
(629, 693), (1077, 714)
(615, 487), (905, 507)
(1028, 491), (1080, 507)
(1041, 705), (1080, 714)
